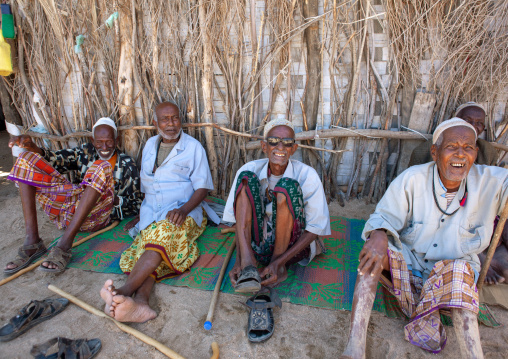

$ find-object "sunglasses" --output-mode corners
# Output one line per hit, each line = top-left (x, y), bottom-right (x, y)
(266, 136), (295, 147)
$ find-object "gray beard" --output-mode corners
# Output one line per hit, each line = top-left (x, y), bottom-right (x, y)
(158, 127), (182, 141)
(98, 151), (115, 161)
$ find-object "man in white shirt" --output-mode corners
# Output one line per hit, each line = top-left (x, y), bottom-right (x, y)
(223, 118), (330, 341)
(100, 102), (217, 323)
(341, 118), (508, 358)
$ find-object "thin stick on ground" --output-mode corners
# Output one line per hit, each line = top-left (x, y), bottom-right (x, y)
(47, 284), (186, 359)
(0, 221), (119, 287)
(204, 233), (236, 330)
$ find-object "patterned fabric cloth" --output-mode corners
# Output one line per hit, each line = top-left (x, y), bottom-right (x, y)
(120, 215), (207, 281)
(8, 151), (114, 231)
(381, 249), (479, 353)
(42, 143), (142, 219)
(233, 170), (307, 266)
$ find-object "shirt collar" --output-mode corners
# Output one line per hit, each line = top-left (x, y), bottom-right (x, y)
(260, 159), (294, 180)
(433, 163), (467, 202)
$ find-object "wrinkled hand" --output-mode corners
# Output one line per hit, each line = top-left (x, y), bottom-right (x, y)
(228, 262), (242, 287)
(358, 229), (388, 277)
(124, 215), (140, 231)
(260, 260), (286, 287)
(8, 135), (39, 152)
(166, 208), (188, 227)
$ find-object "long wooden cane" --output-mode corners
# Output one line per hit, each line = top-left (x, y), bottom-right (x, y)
(477, 199), (508, 292)
(203, 230), (236, 330)
(48, 284), (186, 359)
(0, 221), (119, 287)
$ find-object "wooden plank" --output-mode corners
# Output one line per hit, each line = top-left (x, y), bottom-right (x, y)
(397, 92), (437, 175)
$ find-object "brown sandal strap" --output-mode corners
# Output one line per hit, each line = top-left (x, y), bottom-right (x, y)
(44, 247), (72, 270)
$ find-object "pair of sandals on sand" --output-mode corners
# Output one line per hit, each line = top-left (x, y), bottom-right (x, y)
(235, 265), (282, 343)
(0, 297), (101, 358)
(4, 242), (72, 275)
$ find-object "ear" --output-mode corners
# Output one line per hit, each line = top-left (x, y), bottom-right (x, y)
(430, 144), (437, 162)
(152, 119), (157, 128)
(261, 140), (268, 156)
(289, 143), (298, 156)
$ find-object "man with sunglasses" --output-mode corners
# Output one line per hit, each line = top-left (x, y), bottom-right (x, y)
(223, 118), (330, 342)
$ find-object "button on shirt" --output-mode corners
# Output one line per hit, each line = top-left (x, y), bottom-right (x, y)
(223, 159), (331, 236)
(136, 133), (216, 232)
(362, 162), (508, 279)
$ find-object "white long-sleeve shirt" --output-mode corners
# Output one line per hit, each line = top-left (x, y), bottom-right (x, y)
(362, 162), (508, 277)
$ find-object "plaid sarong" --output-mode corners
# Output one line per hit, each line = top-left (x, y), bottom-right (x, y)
(8, 151), (114, 232)
(232, 170), (307, 266)
(381, 249), (479, 353)
(120, 215), (207, 281)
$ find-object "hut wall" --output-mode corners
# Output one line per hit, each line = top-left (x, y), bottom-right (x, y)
(5, 0), (508, 201)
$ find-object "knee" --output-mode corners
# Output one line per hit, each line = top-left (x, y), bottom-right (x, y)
(276, 192), (288, 207)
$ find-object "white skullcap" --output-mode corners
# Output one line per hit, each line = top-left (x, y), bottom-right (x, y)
(454, 101), (486, 116)
(92, 117), (117, 138)
(432, 118), (477, 144)
(263, 119), (295, 138)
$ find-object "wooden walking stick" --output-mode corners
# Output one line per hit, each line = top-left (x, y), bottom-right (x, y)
(477, 199), (508, 292)
(204, 231), (236, 330)
(48, 284), (186, 359)
(0, 221), (119, 287)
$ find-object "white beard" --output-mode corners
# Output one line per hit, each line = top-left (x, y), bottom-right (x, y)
(98, 151), (115, 161)
(158, 127), (182, 141)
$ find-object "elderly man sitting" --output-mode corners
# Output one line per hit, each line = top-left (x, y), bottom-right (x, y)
(100, 102), (218, 323)
(6, 118), (142, 274)
(341, 118), (508, 358)
(223, 119), (330, 342)
(410, 102), (508, 286)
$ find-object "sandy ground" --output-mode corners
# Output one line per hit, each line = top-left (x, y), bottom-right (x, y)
(0, 130), (507, 359)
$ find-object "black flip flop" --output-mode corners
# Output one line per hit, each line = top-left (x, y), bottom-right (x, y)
(245, 287), (282, 343)
(30, 337), (102, 359)
(235, 265), (262, 293)
(0, 298), (69, 342)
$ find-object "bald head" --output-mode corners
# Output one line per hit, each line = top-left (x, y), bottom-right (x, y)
(153, 102), (182, 143)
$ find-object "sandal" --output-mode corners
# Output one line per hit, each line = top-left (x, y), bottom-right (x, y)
(38, 247), (72, 274)
(245, 287), (282, 343)
(4, 241), (47, 275)
(234, 265), (262, 293)
(0, 298), (69, 342)
(30, 337), (102, 359)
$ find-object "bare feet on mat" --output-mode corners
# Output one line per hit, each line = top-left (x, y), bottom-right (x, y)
(100, 279), (116, 317)
(111, 295), (157, 323)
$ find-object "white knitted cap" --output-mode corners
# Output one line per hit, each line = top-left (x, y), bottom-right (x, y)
(263, 119), (294, 138)
(92, 117), (117, 138)
(454, 101), (486, 116)
(432, 118), (477, 144)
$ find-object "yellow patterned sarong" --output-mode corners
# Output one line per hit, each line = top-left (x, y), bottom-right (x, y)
(120, 215), (206, 281)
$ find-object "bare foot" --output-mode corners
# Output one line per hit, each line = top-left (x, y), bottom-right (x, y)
(100, 279), (116, 317)
(111, 295), (157, 323)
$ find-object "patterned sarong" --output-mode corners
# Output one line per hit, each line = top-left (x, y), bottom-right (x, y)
(120, 215), (207, 281)
(233, 170), (307, 266)
(381, 249), (479, 353)
(7, 151), (114, 232)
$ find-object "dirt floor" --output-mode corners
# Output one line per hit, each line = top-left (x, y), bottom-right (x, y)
(0, 130), (507, 358)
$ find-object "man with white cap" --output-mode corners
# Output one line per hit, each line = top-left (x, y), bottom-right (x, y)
(409, 101), (497, 166)
(5, 118), (142, 274)
(223, 118), (330, 342)
(340, 118), (508, 358)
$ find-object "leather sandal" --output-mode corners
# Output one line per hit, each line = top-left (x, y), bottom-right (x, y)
(0, 298), (69, 342)
(234, 265), (262, 293)
(4, 241), (47, 275)
(30, 337), (102, 359)
(245, 287), (282, 343)
(38, 247), (72, 274)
